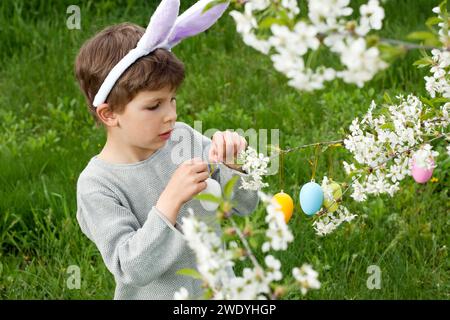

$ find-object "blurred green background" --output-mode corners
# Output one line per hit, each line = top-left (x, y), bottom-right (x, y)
(0, 0), (448, 299)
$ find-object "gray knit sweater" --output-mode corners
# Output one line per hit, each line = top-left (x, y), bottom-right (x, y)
(76, 121), (259, 300)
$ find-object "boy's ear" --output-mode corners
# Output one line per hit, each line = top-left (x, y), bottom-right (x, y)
(96, 103), (119, 127)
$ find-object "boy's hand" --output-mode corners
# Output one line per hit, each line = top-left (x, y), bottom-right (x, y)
(156, 158), (209, 225)
(208, 131), (247, 171)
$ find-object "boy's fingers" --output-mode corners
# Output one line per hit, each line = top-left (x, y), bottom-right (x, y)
(238, 137), (246, 154)
(192, 161), (208, 173)
(214, 132), (225, 162)
(232, 132), (241, 155)
(224, 131), (234, 163)
(195, 171), (209, 182)
(209, 144), (218, 163)
(184, 158), (208, 172)
(185, 157), (202, 165)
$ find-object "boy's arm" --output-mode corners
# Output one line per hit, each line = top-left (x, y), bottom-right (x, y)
(76, 190), (188, 288)
(178, 122), (260, 216)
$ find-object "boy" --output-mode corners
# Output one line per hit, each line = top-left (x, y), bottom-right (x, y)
(74, 1), (259, 300)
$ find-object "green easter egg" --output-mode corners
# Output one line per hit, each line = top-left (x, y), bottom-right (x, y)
(322, 181), (342, 213)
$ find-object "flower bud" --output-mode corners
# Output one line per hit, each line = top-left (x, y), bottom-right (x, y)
(224, 227), (236, 236)
(243, 225), (253, 237)
(273, 286), (286, 299)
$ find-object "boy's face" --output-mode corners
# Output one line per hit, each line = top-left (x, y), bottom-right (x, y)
(115, 86), (177, 152)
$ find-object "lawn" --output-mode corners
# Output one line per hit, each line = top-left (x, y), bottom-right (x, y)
(0, 0), (448, 299)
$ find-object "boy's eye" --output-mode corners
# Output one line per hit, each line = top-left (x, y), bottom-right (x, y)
(145, 97), (176, 110)
(146, 103), (160, 110)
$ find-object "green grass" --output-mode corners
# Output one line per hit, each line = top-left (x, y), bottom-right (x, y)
(0, 0), (448, 299)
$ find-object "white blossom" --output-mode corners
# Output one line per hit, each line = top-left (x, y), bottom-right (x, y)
(238, 147), (270, 190)
(292, 264), (321, 295)
(337, 37), (388, 87)
(178, 201), (313, 299)
(411, 144), (439, 170)
(229, 4), (257, 34)
(243, 32), (271, 54)
(308, 0), (352, 33)
(281, 0), (300, 19)
(344, 94), (449, 201)
(431, 6), (450, 46)
(181, 209), (235, 291)
(230, 0), (388, 92)
(313, 205), (357, 236)
(174, 287), (189, 300)
(258, 191), (294, 252)
(248, 0), (271, 11)
(356, 0), (385, 36)
(424, 49), (450, 98)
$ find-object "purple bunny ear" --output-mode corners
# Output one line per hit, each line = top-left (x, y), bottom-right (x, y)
(165, 0), (230, 48)
(137, 0), (180, 50)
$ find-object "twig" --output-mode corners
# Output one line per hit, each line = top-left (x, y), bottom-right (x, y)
(229, 217), (263, 272)
(379, 37), (439, 51)
(269, 139), (344, 161)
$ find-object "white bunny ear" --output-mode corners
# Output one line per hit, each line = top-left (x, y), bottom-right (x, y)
(137, 0), (180, 50)
(93, 0), (180, 107)
(93, 0), (228, 108)
(165, 0), (230, 48)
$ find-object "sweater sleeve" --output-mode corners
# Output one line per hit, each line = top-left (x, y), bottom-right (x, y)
(180, 122), (260, 216)
(76, 189), (189, 288)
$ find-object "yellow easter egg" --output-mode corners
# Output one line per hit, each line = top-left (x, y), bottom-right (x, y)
(322, 181), (342, 213)
(272, 191), (294, 223)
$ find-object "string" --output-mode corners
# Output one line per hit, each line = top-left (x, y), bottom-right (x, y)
(311, 144), (320, 182)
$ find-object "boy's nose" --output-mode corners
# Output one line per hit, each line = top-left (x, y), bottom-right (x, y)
(164, 108), (177, 123)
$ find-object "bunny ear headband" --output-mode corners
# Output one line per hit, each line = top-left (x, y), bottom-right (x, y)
(92, 0), (230, 107)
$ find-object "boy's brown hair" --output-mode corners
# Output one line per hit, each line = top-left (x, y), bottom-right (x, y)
(75, 22), (185, 124)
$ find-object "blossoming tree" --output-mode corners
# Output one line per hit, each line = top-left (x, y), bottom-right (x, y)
(174, 0), (449, 300)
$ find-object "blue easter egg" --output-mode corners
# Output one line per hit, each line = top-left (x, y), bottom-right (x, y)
(299, 182), (324, 215)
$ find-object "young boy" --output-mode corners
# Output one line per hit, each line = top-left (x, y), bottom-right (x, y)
(74, 6), (259, 300)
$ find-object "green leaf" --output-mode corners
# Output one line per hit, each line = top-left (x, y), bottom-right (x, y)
(426, 16), (442, 28)
(412, 57), (433, 68)
(380, 123), (395, 131)
(407, 31), (441, 47)
(176, 268), (202, 280)
(277, 9), (294, 28)
(420, 112), (435, 121)
(366, 34), (380, 47)
(249, 237), (259, 250)
(378, 43), (406, 63)
(407, 31), (436, 41)
(420, 96), (435, 108)
(383, 92), (393, 104)
(259, 17), (284, 29)
(202, 0), (228, 13)
(430, 97), (450, 104)
(439, 0), (448, 16)
(202, 289), (214, 300)
(224, 175), (239, 200)
(194, 193), (222, 203)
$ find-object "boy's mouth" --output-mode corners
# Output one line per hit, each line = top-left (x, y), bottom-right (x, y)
(159, 129), (172, 136)
(159, 129), (173, 140)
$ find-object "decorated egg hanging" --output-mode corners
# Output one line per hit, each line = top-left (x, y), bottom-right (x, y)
(411, 158), (435, 184)
(321, 180), (342, 213)
(272, 191), (294, 223)
(299, 181), (324, 215)
(199, 178), (222, 211)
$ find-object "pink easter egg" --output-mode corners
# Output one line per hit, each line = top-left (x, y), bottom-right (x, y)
(411, 159), (434, 184)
